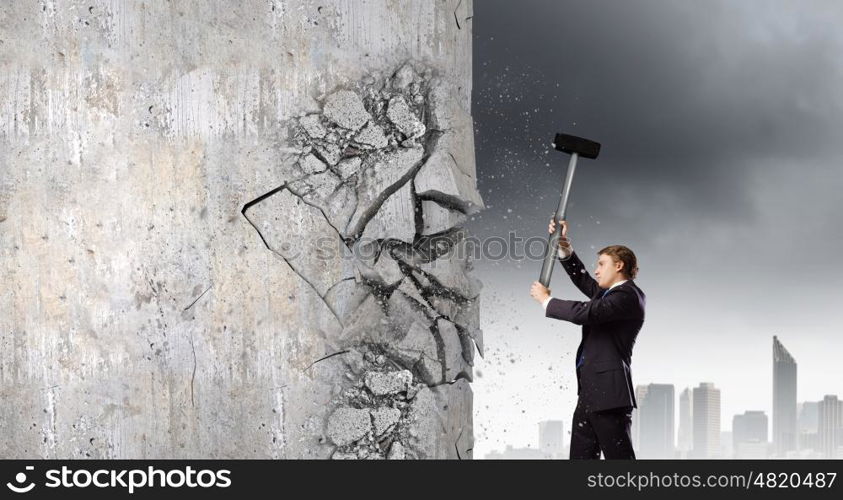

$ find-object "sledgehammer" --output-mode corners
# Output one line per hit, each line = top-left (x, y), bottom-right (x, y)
(538, 133), (601, 287)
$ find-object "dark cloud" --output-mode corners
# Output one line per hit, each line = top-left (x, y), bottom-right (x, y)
(474, 0), (843, 159)
(469, 0), (843, 257)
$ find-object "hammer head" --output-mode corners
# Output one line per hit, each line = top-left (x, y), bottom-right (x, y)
(553, 133), (601, 159)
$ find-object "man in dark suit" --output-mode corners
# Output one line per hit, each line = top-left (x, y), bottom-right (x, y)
(530, 218), (646, 459)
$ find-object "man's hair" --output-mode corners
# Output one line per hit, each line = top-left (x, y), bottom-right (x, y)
(598, 245), (639, 280)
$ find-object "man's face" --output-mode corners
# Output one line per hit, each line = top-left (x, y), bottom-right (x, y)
(594, 253), (623, 288)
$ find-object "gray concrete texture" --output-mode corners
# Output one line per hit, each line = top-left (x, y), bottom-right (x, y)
(0, 0), (483, 459)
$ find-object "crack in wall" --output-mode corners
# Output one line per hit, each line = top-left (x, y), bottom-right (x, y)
(305, 350), (351, 372)
(241, 187), (345, 325)
(453, 0), (463, 30)
(189, 330), (197, 408)
(183, 284), (212, 311)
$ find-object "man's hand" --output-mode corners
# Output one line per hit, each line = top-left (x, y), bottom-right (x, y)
(549, 217), (573, 256)
(530, 281), (551, 304)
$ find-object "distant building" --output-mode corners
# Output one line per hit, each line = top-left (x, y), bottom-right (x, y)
(692, 382), (720, 458)
(635, 384), (675, 458)
(797, 401), (819, 452)
(677, 387), (693, 457)
(632, 385), (649, 451)
(733, 410), (768, 442)
(818, 395), (843, 458)
(733, 411), (769, 458)
(772, 336), (797, 456)
(539, 420), (565, 458)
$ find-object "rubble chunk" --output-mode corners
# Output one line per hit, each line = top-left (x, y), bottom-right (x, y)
(327, 407), (372, 446)
(336, 156), (362, 180)
(297, 153), (328, 175)
(323, 89), (371, 131)
(364, 369), (413, 396)
(387, 95), (425, 139)
(314, 142), (342, 166)
(299, 114), (327, 138)
(370, 407), (401, 436)
(353, 121), (389, 149)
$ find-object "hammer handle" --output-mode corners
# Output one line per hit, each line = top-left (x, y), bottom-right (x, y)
(539, 152), (579, 287)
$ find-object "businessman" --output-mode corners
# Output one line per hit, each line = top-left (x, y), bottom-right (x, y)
(529, 218), (645, 459)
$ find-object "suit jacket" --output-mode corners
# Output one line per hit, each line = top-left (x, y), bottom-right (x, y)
(545, 250), (646, 412)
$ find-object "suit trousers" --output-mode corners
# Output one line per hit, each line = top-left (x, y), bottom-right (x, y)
(569, 396), (636, 459)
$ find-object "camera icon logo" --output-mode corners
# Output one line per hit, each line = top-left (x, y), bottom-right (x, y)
(6, 466), (36, 494)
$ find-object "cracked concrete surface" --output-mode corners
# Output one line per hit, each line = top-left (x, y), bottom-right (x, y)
(0, 0), (479, 459)
(243, 62), (484, 459)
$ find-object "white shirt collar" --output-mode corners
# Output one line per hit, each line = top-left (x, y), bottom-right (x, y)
(608, 279), (628, 290)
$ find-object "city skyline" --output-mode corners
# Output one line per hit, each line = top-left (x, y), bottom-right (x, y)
(484, 389), (842, 459)
(482, 335), (842, 459)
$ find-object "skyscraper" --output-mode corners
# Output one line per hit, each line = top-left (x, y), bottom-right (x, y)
(636, 384), (675, 458)
(692, 382), (720, 458)
(773, 336), (797, 456)
(678, 387), (693, 457)
(818, 395), (842, 459)
(538, 420), (565, 459)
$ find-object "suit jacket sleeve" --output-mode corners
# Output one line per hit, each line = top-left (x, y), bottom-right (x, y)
(545, 288), (640, 325)
(559, 250), (601, 299)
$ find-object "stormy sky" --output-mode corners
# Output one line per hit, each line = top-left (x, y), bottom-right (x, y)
(467, 0), (843, 457)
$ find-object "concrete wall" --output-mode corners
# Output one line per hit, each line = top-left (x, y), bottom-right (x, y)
(0, 0), (483, 459)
